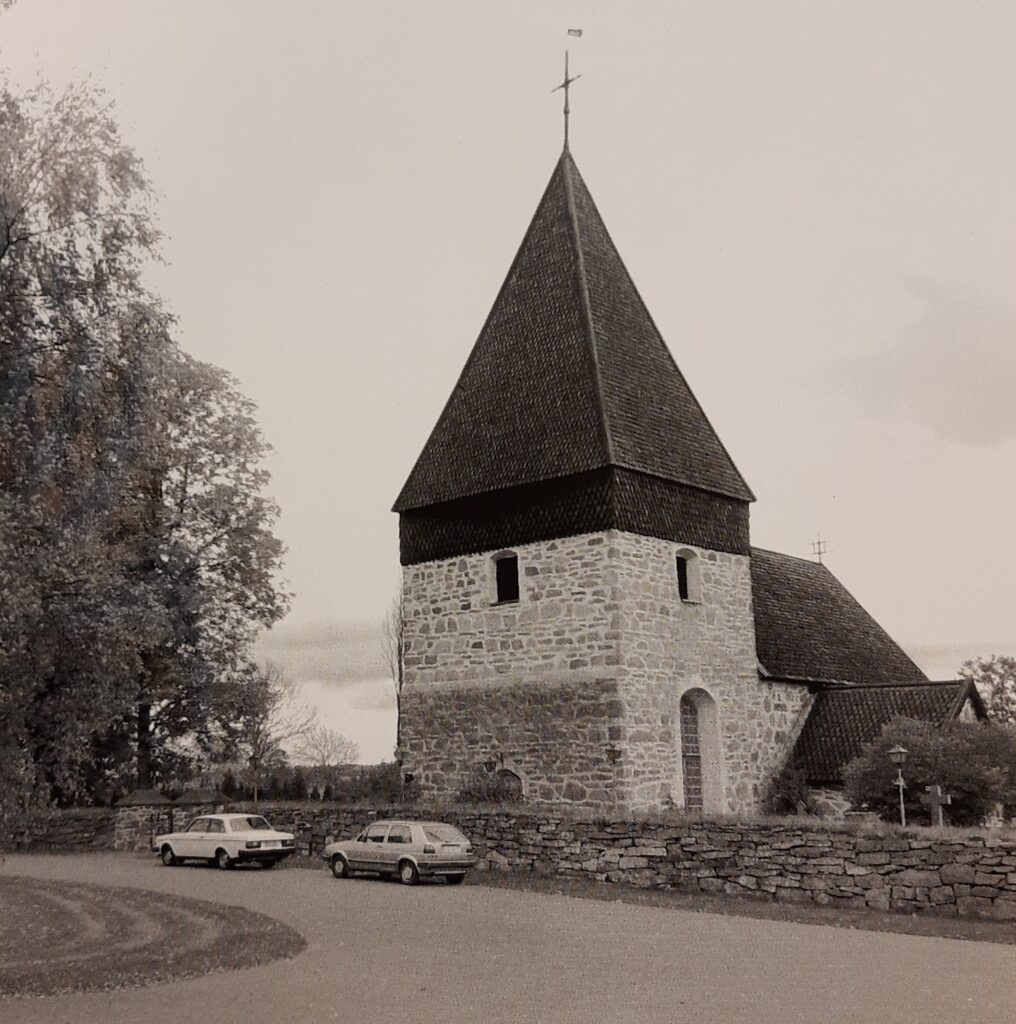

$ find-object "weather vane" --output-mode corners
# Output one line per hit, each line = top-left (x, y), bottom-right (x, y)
(552, 31), (583, 149)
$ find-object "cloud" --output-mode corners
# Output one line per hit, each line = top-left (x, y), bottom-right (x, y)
(841, 279), (1016, 447)
(255, 619), (387, 687)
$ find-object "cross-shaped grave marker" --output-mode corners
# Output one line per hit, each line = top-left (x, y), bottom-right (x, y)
(921, 784), (952, 826)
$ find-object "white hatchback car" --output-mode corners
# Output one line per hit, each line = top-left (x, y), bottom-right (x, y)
(155, 813), (296, 870)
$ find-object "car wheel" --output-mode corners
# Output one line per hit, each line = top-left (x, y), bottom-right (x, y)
(446, 873), (466, 885)
(215, 848), (232, 870)
(398, 859), (419, 886)
(160, 845), (178, 867)
(330, 854), (349, 879)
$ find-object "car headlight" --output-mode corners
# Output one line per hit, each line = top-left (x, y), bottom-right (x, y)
(245, 841), (262, 849)
(282, 839), (295, 847)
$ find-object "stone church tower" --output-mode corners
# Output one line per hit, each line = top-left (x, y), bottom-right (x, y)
(393, 147), (810, 815)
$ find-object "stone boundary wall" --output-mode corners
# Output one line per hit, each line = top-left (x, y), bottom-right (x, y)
(3, 808), (116, 851)
(245, 804), (1016, 921)
(16, 804), (1016, 920)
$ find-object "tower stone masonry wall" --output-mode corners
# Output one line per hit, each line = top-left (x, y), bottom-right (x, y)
(608, 533), (811, 814)
(400, 529), (811, 813)
(400, 533), (624, 805)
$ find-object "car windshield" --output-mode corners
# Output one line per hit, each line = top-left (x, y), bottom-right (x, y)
(229, 816), (272, 832)
(423, 824), (468, 844)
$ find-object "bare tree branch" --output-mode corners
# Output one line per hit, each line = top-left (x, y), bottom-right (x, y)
(381, 593), (404, 757)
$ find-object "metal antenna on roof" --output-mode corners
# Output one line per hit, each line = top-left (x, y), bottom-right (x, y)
(552, 48), (582, 150)
(811, 534), (828, 564)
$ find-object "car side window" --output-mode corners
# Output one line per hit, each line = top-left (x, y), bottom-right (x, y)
(366, 825), (388, 843)
(387, 825), (411, 844)
(187, 818), (208, 833)
(207, 820), (225, 834)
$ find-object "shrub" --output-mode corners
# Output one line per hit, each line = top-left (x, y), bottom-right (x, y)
(842, 717), (1016, 826)
(763, 763), (811, 815)
(329, 762), (409, 804)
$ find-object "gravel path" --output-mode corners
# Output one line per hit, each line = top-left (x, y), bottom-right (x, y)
(2, 853), (1015, 1024)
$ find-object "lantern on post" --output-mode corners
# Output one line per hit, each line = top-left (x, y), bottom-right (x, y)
(888, 745), (908, 827)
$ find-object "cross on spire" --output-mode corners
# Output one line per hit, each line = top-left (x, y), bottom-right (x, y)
(552, 51), (582, 150)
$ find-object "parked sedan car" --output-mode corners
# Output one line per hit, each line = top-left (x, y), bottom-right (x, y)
(321, 819), (476, 885)
(155, 813), (296, 870)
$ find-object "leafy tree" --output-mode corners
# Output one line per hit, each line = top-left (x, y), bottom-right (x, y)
(129, 351), (289, 787)
(842, 717), (1016, 826)
(1, 79), (169, 805)
(962, 655), (1016, 726)
(0, 78), (289, 804)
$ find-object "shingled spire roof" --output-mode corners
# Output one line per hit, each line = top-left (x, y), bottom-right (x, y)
(394, 150), (754, 513)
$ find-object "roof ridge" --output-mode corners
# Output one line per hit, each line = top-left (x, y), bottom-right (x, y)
(822, 679), (965, 690)
(561, 150), (614, 465)
(751, 546), (830, 569)
(564, 155), (755, 504)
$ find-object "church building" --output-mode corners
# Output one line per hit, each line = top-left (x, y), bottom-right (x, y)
(392, 140), (974, 816)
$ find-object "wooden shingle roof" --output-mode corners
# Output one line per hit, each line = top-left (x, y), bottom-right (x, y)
(751, 548), (928, 685)
(793, 680), (986, 785)
(394, 149), (754, 513)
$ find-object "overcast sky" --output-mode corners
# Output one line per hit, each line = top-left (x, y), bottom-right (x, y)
(4, 2), (1015, 756)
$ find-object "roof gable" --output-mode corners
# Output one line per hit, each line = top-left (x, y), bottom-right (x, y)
(394, 150), (753, 512)
(751, 548), (927, 685)
(793, 680), (985, 785)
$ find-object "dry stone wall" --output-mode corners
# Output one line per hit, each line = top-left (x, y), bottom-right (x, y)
(2, 808), (115, 851)
(24, 804), (1016, 920)
(265, 805), (1016, 920)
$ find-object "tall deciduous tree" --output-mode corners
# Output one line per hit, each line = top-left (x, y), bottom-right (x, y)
(130, 349), (289, 787)
(1, 79), (168, 804)
(961, 655), (1016, 726)
(0, 77), (288, 808)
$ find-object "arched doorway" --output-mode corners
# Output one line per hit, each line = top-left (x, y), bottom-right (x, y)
(677, 688), (722, 814)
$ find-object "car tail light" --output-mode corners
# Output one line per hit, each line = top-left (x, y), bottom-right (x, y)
(245, 841), (262, 849)
(465, 846), (474, 855)
(423, 844), (436, 854)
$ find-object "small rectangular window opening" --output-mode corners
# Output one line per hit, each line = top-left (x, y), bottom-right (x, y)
(676, 556), (689, 601)
(495, 555), (520, 604)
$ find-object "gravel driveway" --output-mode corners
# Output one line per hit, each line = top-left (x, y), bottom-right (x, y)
(2, 853), (1014, 1024)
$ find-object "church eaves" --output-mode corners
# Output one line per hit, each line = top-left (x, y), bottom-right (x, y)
(394, 150), (754, 513)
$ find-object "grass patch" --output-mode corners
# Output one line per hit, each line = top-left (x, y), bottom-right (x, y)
(469, 869), (1016, 945)
(0, 876), (305, 998)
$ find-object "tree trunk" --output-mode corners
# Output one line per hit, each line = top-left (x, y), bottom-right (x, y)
(137, 697), (152, 789)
